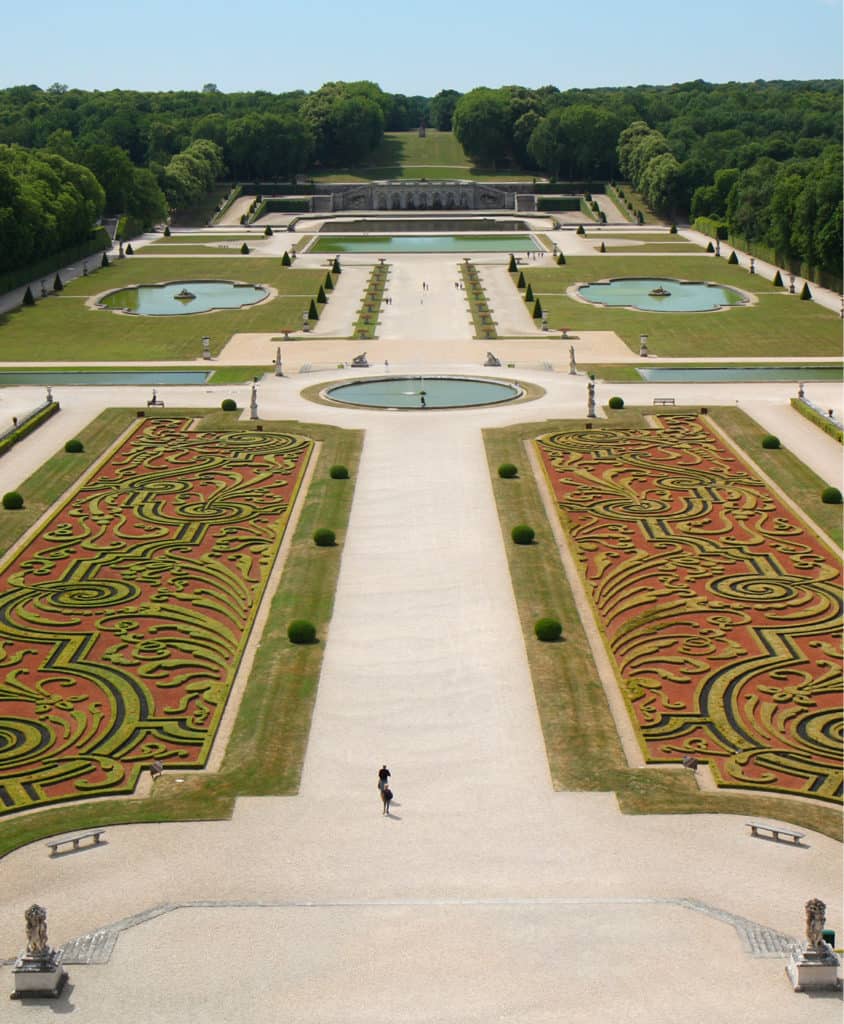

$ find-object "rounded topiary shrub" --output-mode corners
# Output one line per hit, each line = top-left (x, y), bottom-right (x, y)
(821, 486), (842, 505)
(761, 434), (781, 449)
(498, 463), (518, 479)
(221, 398), (238, 411)
(534, 617), (563, 642)
(608, 396), (624, 410)
(287, 619), (317, 644)
(669, 223), (678, 234)
(313, 528), (336, 547)
(511, 524), (535, 545)
(64, 438), (84, 453)
(3, 491), (24, 510)
(329, 464), (349, 479)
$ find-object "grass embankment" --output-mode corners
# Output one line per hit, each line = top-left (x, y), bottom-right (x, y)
(0, 410), (362, 859)
(352, 263), (389, 339)
(520, 255), (842, 357)
(484, 409), (842, 840)
(461, 261), (497, 340)
(0, 258), (331, 361)
(311, 130), (536, 182)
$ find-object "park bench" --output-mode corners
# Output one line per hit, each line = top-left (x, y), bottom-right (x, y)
(653, 397), (676, 406)
(746, 822), (805, 845)
(46, 829), (106, 856)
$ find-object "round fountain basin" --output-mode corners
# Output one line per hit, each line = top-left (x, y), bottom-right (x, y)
(577, 278), (747, 312)
(324, 376), (523, 409)
(99, 281), (268, 315)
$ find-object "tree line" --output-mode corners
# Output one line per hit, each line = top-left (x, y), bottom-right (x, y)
(0, 78), (840, 280)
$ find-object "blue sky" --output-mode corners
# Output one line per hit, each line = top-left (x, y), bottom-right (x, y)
(5, 0), (841, 95)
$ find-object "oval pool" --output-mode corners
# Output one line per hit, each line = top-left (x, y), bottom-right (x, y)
(99, 281), (268, 315)
(577, 278), (747, 312)
(324, 376), (523, 409)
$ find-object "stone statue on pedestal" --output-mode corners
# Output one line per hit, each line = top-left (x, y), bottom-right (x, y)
(785, 897), (841, 992)
(11, 903), (68, 999)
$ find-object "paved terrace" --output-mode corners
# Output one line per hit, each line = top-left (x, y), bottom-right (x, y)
(0, 238), (841, 1023)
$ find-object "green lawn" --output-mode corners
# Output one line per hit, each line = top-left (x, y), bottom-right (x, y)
(0, 258), (331, 360)
(484, 411), (842, 839)
(311, 130), (536, 182)
(523, 256), (842, 356)
(0, 409), (363, 857)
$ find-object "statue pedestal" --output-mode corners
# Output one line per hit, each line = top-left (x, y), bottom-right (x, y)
(10, 949), (68, 999)
(785, 943), (841, 992)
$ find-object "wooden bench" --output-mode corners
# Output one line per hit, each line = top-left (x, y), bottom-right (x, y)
(746, 822), (805, 845)
(653, 397), (676, 406)
(46, 829), (106, 856)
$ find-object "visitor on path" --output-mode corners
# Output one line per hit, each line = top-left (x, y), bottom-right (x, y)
(381, 786), (394, 815)
(378, 765), (391, 791)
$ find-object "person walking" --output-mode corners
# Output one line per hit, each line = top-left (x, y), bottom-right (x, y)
(378, 765), (391, 792)
(381, 786), (393, 815)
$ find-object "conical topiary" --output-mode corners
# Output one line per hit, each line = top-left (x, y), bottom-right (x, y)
(163, 225), (171, 236)
(333, 256), (341, 274)
(772, 270), (783, 287)
(317, 285), (327, 303)
(324, 272), (334, 291)
(53, 273), (63, 291)
(508, 253), (517, 273)
(800, 282), (812, 300)
(264, 225), (273, 236)
(308, 298), (318, 320)
(125, 243), (134, 255)
(517, 271), (525, 289)
(727, 250), (738, 265)
(557, 252), (566, 265)
(525, 283), (534, 303)
(22, 285), (35, 307)
(533, 298), (543, 319)
(101, 252), (109, 267)
(706, 241), (715, 253)
(281, 250), (291, 267)
(599, 241), (606, 253)
(240, 242), (250, 254)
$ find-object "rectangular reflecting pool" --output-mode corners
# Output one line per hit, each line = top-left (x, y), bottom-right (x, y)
(309, 234), (541, 253)
(0, 371), (211, 386)
(637, 366), (843, 382)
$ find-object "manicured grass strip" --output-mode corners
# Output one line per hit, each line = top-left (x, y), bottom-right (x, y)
(352, 263), (389, 339)
(597, 243), (704, 253)
(460, 261), (497, 339)
(0, 257), (328, 360)
(484, 414), (842, 839)
(521, 256), (842, 357)
(0, 414), (362, 856)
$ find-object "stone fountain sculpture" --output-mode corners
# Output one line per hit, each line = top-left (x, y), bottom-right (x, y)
(11, 904), (68, 999)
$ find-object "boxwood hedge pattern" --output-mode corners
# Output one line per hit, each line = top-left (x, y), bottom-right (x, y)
(0, 417), (313, 814)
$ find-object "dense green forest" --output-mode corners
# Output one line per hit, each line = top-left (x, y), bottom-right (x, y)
(0, 78), (840, 282)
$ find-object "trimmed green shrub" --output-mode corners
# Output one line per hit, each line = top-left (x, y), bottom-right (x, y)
(517, 271), (525, 289)
(317, 285), (327, 303)
(2, 491), (24, 510)
(240, 242), (250, 254)
(636, 211), (644, 224)
(221, 398), (238, 411)
(772, 270), (783, 287)
(669, 224), (678, 234)
(64, 438), (84, 453)
(599, 241), (606, 253)
(22, 285), (35, 307)
(821, 486), (842, 504)
(333, 256), (341, 274)
(163, 225), (171, 236)
(524, 283), (534, 303)
(576, 225), (585, 236)
(508, 253), (517, 273)
(53, 273), (63, 291)
(534, 617), (563, 642)
(308, 298), (319, 320)
(281, 250), (292, 267)
(532, 299), (543, 319)
(125, 243), (134, 255)
(608, 396), (624, 410)
(101, 252), (109, 267)
(706, 241), (715, 253)
(313, 528), (336, 547)
(287, 619), (317, 644)
(324, 272), (334, 291)
(264, 225), (273, 236)
(329, 464), (349, 479)
(511, 524), (535, 545)
(498, 463), (518, 478)
(761, 434), (781, 449)
(727, 251), (738, 265)
(557, 252), (566, 265)
(800, 282), (812, 300)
